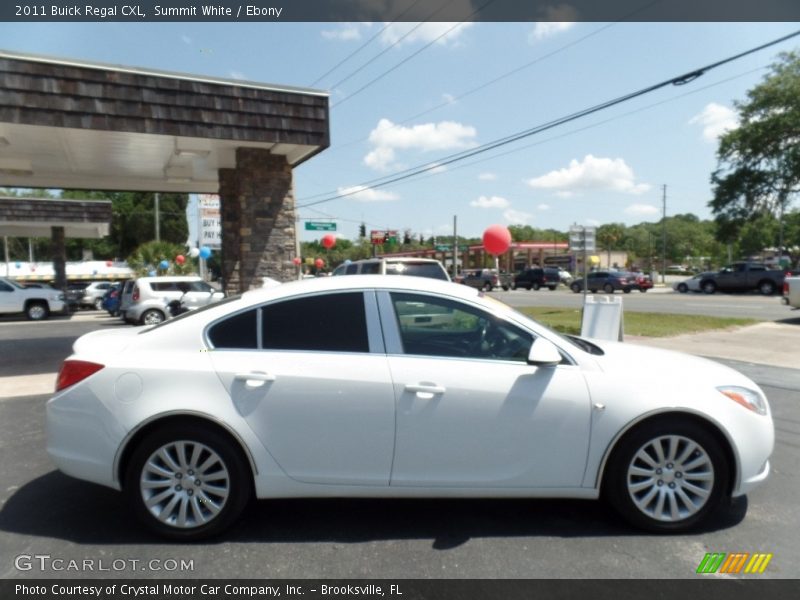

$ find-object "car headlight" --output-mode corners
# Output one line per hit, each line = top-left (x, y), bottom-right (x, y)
(717, 386), (767, 415)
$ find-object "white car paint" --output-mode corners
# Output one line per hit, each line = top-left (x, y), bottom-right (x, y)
(46, 275), (774, 537)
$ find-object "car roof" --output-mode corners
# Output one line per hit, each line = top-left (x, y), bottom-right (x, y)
(355, 257), (443, 264)
(135, 276), (203, 283)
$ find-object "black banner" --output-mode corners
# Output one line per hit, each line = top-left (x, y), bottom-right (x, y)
(3, 0), (800, 23)
(2, 579), (799, 600)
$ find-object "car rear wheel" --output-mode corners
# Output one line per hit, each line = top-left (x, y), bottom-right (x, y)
(140, 309), (165, 325)
(483, 282), (493, 292)
(677, 283), (688, 293)
(623, 287), (632, 294)
(702, 281), (716, 294)
(94, 298), (104, 310)
(532, 282), (540, 291)
(570, 283), (581, 293)
(758, 281), (776, 295)
(548, 285), (557, 291)
(124, 425), (251, 540)
(605, 419), (728, 532)
(25, 301), (49, 321)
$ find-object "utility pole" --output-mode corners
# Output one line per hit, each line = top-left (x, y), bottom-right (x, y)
(154, 193), (161, 242)
(452, 214), (458, 279)
(661, 184), (667, 284)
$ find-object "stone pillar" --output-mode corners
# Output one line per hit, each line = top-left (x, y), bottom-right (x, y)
(218, 148), (297, 294)
(51, 226), (66, 290)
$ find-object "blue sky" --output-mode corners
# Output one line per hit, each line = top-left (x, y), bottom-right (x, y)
(1, 21), (798, 242)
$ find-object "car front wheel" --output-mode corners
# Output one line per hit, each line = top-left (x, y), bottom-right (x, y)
(25, 301), (49, 321)
(124, 425), (251, 540)
(605, 419), (728, 532)
(702, 281), (716, 294)
(570, 283), (581, 293)
(677, 283), (688, 293)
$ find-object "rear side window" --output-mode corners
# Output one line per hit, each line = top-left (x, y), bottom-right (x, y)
(360, 262), (380, 274)
(208, 309), (258, 349)
(262, 292), (368, 353)
(386, 262), (448, 280)
(150, 282), (180, 292)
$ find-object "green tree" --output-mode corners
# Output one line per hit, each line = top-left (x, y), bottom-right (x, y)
(597, 223), (626, 267)
(127, 240), (194, 276)
(710, 51), (800, 250)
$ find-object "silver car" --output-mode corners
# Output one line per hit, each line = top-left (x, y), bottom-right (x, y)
(123, 276), (224, 325)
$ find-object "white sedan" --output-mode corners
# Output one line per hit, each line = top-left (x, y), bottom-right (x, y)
(47, 276), (773, 539)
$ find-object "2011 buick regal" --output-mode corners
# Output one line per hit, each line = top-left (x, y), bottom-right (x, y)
(46, 276), (773, 539)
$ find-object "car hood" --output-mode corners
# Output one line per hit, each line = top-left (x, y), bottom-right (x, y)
(586, 338), (759, 390)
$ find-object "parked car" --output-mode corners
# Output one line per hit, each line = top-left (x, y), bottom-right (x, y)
(80, 281), (114, 310)
(48, 275), (773, 540)
(673, 272), (717, 294)
(512, 267), (560, 291)
(701, 262), (784, 295)
(0, 276), (66, 320)
(65, 283), (89, 312)
(570, 270), (635, 293)
(628, 272), (654, 292)
(123, 276), (225, 325)
(332, 257), (450, 281)
(461, 268), (511, 291)
(101, 283), (122, 316)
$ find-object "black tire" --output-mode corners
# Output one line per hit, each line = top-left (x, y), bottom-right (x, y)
(140, 309), (165, 325)
(548, 285), (557, 291)
(94, 298), (104, 311)
(702, 280), (716, 294)
(623, 287), (632, 294)
(124, 424), (252, 541)
(532, 282), (541, 291)
(570, 283), (581, 293)
(483, 282), (493, 292)
(25, 301), (49, 321)
(639, 287), (647, 293)
(502, 285), (509, 291)
(758, 280), (776, 296)
(604, 418), (729, 533)
(677, 283), (688, 294)
(603, 283), (614, 294)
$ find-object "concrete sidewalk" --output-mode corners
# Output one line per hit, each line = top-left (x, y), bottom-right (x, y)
(626, 321), (800, 370)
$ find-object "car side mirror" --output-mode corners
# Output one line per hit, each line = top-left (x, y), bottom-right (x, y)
(527, 338), (562, 366)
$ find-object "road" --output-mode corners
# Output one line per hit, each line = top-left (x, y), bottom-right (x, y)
(0, 313), (798, 580)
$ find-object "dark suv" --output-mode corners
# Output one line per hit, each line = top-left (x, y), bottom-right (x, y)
(513, 267), (560, 291)
(569, 270), (634, 293)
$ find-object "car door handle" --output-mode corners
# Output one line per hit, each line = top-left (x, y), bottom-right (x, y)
(234, 372), (276, 387)
(404, 384), (446, 395)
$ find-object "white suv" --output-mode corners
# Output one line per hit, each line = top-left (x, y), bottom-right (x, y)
(123, 276), (224, 325)
(0, 277), (66, 320)
(332, 258), (450, 281)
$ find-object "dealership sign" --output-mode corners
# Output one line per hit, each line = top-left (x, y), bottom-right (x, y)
(198, 194), (222, 249)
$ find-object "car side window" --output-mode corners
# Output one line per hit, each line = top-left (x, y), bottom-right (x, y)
(390, 292), (533, 362)
(261, 292), (369, 353)
(360, 262), (380, 275)
(345, 264), (359, 274)
(208, 309), (258, 349)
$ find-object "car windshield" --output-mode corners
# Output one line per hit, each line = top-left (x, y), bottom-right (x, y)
(385, 263), (448, 280)
(4, 278), (26, 289)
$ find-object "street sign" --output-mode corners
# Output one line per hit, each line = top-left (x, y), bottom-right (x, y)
(569, 225), (596, 253)
(435, 244), (451, 252)
(305, 221), (337, 231)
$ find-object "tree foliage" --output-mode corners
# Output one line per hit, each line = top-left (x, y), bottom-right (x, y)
(710, 51), (800, 243)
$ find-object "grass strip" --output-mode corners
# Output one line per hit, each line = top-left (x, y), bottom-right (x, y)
(517, 306), (759, 337)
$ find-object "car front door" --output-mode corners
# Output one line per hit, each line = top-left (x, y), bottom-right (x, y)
(208, 290), (396, 486)
(380, 291), (592, 489)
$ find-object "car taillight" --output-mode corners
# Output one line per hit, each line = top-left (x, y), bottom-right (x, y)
(132, 285), (140, 301)
(56, 360), (104, 392)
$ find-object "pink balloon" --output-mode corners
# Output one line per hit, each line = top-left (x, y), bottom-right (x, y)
(292, 257), (302, 266)
(483, 224), (512, 256)
(175, 255), (186, 265)
(321, 234), (336, 250)
(105, 260), (113, 267)
(315, 258), (325, 268)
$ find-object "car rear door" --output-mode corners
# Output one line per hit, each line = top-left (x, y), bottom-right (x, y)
(207, 290), (396, 486)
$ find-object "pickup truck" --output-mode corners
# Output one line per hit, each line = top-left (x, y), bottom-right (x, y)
(459, 268), (512, 291)
(783, 275), (800, 309)
(0, 277), (66, 320)
(698, 262), (785, 295)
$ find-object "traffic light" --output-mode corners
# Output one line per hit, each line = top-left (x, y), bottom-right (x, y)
(359, 223), (366, 238)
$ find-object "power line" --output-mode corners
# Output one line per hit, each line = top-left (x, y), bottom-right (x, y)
(297, 29), (800, 209)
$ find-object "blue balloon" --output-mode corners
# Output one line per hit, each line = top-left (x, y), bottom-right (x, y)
(14, 262), (21, 268)
(148, 270), (157, 277)
(159, 260), (169, 270)
(344, 259), (352, 265)
(199, 247), (212, 260)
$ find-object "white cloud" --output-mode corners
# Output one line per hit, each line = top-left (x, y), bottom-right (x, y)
(689, 103), (738, 142)
(504, 208), (533, 225)
(337, 185), (399, 203)
(478, 172), (496, 181)
(537, 203), (551, 211)
(624, 204), (660, 216)
(471, 195), (510, 209)
(229, 71), (246, 80)
(526, 155), (650, 195)
(585, 218), (601, 227)
(379, 22), (473, 47)
(442, 93), (456, 105)
(321, 23), (371, 41)
(181, 34), (192, 45)
(364, 118), (478, 171)
(529, 5), (577, 42)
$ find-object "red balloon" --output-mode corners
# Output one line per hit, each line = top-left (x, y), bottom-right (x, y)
(315, 258), (325, 269)
(105, 260), (113, 267)
(292, 257), (302, 266)
(321, 234), (336, 249)
(483, 224), (512, 256)
(175, 255), (186, 265)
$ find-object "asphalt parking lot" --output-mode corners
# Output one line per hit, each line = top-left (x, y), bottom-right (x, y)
(0, 298), (798, 580)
